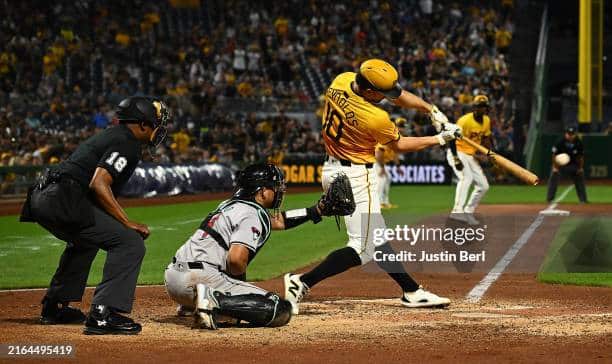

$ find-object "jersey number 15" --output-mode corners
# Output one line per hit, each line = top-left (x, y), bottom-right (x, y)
(323, 103), (344, 142)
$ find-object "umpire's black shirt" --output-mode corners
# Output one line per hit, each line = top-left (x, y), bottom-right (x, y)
(551, 137), (584, 165)
(59, 124), (142, 194)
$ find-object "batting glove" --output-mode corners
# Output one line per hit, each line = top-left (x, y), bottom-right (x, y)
(429, 105), (448, 132)
(436, 124), (461, 146)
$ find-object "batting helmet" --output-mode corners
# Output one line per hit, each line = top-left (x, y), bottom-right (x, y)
(233, 163), (286, 209)
(356, 59), (403, 100)
(472, 95), (490, 108)
(116, 96), (170, 147)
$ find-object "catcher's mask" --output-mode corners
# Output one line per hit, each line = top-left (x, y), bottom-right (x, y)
(356, 58), (403, 101)
(116, 96), (170, 147)
(233, 163), (286, 209)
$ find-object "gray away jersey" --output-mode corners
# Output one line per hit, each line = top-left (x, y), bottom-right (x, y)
(174, 199), (271, 270)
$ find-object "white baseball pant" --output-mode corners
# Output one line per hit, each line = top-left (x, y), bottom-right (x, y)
(164, 261), (267, 308)
(323, 157), (386, 264)
(446, 149), (489, 213)
(374, 163), (391, 205)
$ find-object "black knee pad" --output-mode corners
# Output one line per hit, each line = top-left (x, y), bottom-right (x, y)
(214, 292), (292, 327)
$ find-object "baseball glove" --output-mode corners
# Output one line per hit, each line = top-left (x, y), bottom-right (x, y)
(318, 173), (356, 217)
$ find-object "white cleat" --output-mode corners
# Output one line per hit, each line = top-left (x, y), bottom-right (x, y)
(401, 286), (451, 308)
(193, 284), (219, 330)
(448, 212), (468, 223)
(284, 273), (309, 315)
(176, 304), (194, 317)
(464, 213), (480, 226)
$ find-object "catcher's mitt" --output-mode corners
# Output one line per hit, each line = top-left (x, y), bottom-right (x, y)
(318, 173), (356, 217)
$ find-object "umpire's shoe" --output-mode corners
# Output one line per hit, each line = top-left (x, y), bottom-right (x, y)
(83, 305), (142, 335)
(40, 297), (86, 325)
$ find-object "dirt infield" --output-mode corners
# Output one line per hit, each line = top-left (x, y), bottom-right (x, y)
(0, 203), (610, 363)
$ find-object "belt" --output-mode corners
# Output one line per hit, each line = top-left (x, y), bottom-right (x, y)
(172, 257), (220, 271)
(327, 155), (373, 169)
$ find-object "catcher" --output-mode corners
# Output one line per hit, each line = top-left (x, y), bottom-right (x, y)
(164, 163), (354, 329)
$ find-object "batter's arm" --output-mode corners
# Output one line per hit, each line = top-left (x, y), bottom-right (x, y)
(392, 90), (432, 113)
(389, 135), (442, 153)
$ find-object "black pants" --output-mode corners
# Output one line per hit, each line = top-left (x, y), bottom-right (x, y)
(39, 205), (145, 313)
(547, 164), (588, 203)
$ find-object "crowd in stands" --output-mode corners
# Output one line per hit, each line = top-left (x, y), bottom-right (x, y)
(1, 0), (516, 170)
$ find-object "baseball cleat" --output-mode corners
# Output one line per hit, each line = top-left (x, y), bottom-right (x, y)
(40, 298), (86, 325)
(448, 212), (468, 223)
(83, 305), (142, 335)
(284, 273), (309, 315)
(464, 213), (480, 226)
(176, 304), (194, 317)
(193, 284), (218, 330)
(401, 287), (451, 308)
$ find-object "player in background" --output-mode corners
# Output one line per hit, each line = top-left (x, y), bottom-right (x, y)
(546, 126), (588, 203)
(374, 117), (405, 209)
(447, 95), (492, 226)
(164, 164), (352, 329)
(284, 59), (461, 314)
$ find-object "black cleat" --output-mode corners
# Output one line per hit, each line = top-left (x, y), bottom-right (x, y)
(40, 298), (86, 325)
(83, 305), (142, 335)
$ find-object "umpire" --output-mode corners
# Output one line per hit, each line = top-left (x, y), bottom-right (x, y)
(546, 126), (588, 203)
(20, 96), (169, 335)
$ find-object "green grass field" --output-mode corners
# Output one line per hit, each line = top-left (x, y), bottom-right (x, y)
(1, 184), (611, 289)
(538, 216), (612, 287)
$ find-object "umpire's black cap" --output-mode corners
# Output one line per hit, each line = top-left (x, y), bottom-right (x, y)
(565, 126), (576, 134)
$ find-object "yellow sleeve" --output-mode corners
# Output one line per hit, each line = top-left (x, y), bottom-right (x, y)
(370, 115), (400, 145)
(484, 116), (492, 136)
(456, 115), (468, 133)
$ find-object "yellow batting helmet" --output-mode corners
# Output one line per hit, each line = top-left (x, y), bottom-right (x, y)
(356, 59), (403, 100)
(473, 95), (490, 107)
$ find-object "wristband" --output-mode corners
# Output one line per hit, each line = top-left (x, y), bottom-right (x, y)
(282, 205), (322, 229)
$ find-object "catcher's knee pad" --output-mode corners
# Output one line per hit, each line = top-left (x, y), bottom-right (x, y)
(214, 292), (292, 327)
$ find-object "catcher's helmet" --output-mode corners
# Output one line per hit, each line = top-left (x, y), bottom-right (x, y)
(233, 163), (286, 209)
(116, 96), (170, 147)
(356, 59), (403, 100)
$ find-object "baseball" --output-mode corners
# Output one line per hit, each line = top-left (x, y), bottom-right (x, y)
(554, 153), (570, 166)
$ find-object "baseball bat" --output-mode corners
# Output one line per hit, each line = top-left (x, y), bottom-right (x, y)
(460, 137), (540, 186)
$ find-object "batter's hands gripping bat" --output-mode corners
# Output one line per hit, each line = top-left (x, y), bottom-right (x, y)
(459, 137), (540, 186)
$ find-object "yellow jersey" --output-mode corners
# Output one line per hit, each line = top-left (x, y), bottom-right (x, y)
(322, 72), (400, 164)
(375, 144), (397, 164)
(456, 112), (491, 155)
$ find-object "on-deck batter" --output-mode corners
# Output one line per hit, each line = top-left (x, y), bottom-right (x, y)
(447, 95), (492, 226)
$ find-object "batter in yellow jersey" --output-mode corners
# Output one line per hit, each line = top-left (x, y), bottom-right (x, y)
(456, 112), (491, 155)
(284, 59), (460, 315)
(322, 72), (400, 164)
